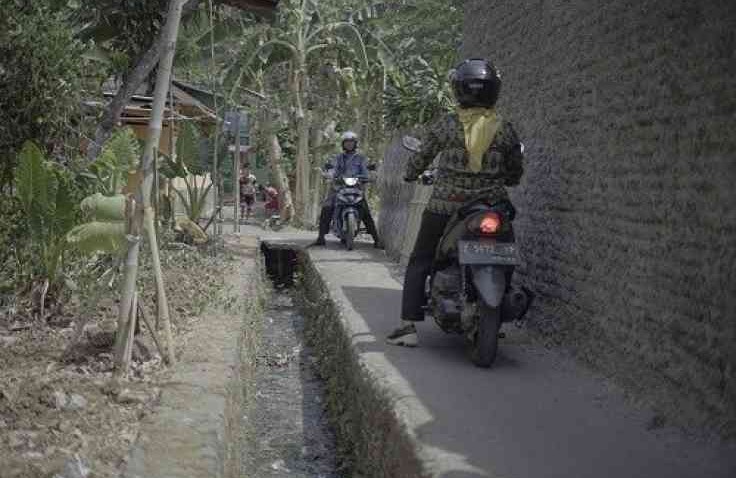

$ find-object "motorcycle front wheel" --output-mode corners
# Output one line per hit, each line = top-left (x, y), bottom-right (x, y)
(469, 303), (501, 368)
(345, 212), (357, 250)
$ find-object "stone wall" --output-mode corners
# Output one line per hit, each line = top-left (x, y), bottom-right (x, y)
(461, 0), (736, 433)
(378, 131), (432, 263)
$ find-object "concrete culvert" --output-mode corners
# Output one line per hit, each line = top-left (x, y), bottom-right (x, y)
(260, 243), (299, 288)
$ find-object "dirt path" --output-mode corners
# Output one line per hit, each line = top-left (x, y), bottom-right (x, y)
(243, 291), (339, 478)
(0, 246), (236, 478)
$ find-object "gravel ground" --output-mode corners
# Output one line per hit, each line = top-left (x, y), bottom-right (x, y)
(243, 291), (340, 478)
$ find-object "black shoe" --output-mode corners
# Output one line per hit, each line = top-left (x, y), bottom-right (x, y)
(374, 240), (384, 249)
(312, 237), (326, 246)
(386, 323), (418, 347)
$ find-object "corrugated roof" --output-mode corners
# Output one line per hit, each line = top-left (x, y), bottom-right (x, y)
(219, 0), (279, 15)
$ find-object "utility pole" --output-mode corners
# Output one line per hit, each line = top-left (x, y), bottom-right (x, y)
(208, 0), (221, 237)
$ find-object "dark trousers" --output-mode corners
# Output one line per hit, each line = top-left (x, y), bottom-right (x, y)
(401, 211), (451, 321)
(318, 195), (380, 242)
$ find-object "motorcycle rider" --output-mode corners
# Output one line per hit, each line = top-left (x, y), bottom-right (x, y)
(314, 131), (383, 248)
(387, 58), (525, 347)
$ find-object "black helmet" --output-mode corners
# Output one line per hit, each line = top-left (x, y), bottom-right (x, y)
(451, 58), (502, 108)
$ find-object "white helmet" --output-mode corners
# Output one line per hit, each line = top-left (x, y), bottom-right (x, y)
(341, 131), (359, 150)
(341, 131), (358, 142)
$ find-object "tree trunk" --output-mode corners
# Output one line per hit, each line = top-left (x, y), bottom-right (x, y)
(85, 0), (201, 165)
(292, 56), (310, 224)
(308, 119), (326, 227)
(267, 129), (294, 222)
(115, 0), (185, 372)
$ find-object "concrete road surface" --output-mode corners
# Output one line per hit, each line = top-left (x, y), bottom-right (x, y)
(258, 230), (736, 478)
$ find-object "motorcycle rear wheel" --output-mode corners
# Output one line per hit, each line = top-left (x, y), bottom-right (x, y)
(469, 303), (501, 368)
(345, 212), (357, 250)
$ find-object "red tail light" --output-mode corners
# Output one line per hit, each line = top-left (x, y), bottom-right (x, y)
(480, 213), (502, 234)
(468, 212), (503, 235)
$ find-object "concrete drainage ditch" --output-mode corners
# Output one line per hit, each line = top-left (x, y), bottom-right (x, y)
(246, 243), (339, 477)
(259, 241), (426, 478)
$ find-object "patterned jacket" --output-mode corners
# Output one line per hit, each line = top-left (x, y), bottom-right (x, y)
(406, 113), (524, 215)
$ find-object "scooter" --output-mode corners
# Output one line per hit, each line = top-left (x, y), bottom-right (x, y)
(330, 175), (371, 251)
(402, 136), (533, 367)
(263, 214), (283, 231)
(322, 162), (377, 251)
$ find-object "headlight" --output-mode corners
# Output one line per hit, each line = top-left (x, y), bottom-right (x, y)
(344, 177), (359, 187)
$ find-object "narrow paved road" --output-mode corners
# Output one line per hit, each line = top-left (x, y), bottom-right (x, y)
(282, 233), (736, 478)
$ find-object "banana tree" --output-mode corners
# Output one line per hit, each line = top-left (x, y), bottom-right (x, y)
(348, 0), (462, 130)
(229, 0), (369, 223)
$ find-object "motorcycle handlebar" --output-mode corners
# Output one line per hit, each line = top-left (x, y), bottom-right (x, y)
(404, 170), (435, 185)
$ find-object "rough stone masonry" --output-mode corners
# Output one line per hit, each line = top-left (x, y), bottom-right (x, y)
(461, 0), (735, 434)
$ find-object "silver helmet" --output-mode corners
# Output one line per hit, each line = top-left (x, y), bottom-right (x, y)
(341, 131), (359, 151)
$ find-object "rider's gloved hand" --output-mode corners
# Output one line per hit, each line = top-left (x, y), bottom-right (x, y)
(403, 175), (417, 183)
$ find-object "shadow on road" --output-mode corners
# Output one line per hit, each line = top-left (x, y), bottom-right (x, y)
(341, 285), (502, 477)
(338, 283), (736, 478)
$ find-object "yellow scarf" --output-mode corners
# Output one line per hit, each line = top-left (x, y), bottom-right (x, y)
(457, 107), (501, 173)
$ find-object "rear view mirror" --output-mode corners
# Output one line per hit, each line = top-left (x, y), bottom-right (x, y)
(401, 136), (422, 153)
(367, 163), (377, 171)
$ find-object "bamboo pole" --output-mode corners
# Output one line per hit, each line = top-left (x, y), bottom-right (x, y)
(115, 196), (141, 371)
(121, 292), (138, 376)
(115, 0), (186, 371)
(137, 299), (165, 360)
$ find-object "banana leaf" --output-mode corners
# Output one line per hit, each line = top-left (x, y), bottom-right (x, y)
(66, 221), (127, 254)
(80, 193), (126, 222)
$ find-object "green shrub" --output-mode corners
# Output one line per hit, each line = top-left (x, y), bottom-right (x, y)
(0, 4), (97, 187)
(13, 142), (81, 289)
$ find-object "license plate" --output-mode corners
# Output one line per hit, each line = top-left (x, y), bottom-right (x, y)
(457, 240), (520, 265)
